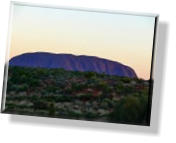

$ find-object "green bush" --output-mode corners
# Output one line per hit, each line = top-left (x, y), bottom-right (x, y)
(33, 100), (48, 110)
(84, 112), (97, 119)
(109, 93), (148, 124)
(71, 83), (86, 91)
(48, 102), (56, 116)
(46, 85), (58, 93)
(17, 84), (29, 92)
(28, 78), (40, 87)
(84, 72), (96, 78)
(121, 77), (131, 83)
(77, 93), (92, 101)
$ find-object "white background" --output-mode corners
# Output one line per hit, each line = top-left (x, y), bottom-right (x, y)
(0, 0), (175, 143)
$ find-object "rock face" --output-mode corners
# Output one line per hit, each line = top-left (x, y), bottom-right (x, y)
(9, 52), (137, 78)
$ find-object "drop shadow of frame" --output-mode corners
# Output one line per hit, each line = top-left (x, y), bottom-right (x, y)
(9, 22), (168, 135)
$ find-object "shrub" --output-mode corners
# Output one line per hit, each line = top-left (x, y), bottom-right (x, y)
(48, 102), (56, 116)
(28, 78), (40, 87)
(33, 100), (48, 110)
(84, 112), (97, 119)
(54, 95), (73, 102)
(109, 93), (148, 124)
(84, 72), (96, 78)
(121, 77), (131, 83)
(46, 86), (58, 93)
(77, 93), (92, 101)
(17, 84), (29, 92)
(115, 82), (124, 93)
(71, 83), (86, 91)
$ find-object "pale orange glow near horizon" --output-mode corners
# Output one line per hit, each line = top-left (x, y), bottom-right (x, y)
(8, 4), (156, 80)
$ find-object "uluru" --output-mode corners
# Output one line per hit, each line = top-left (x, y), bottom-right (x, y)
(9, 52), (137, 78)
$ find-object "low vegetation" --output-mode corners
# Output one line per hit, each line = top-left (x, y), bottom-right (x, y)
(5, 66), (150, 125)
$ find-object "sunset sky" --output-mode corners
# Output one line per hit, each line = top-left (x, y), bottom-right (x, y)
(9, 4), (156, 80)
